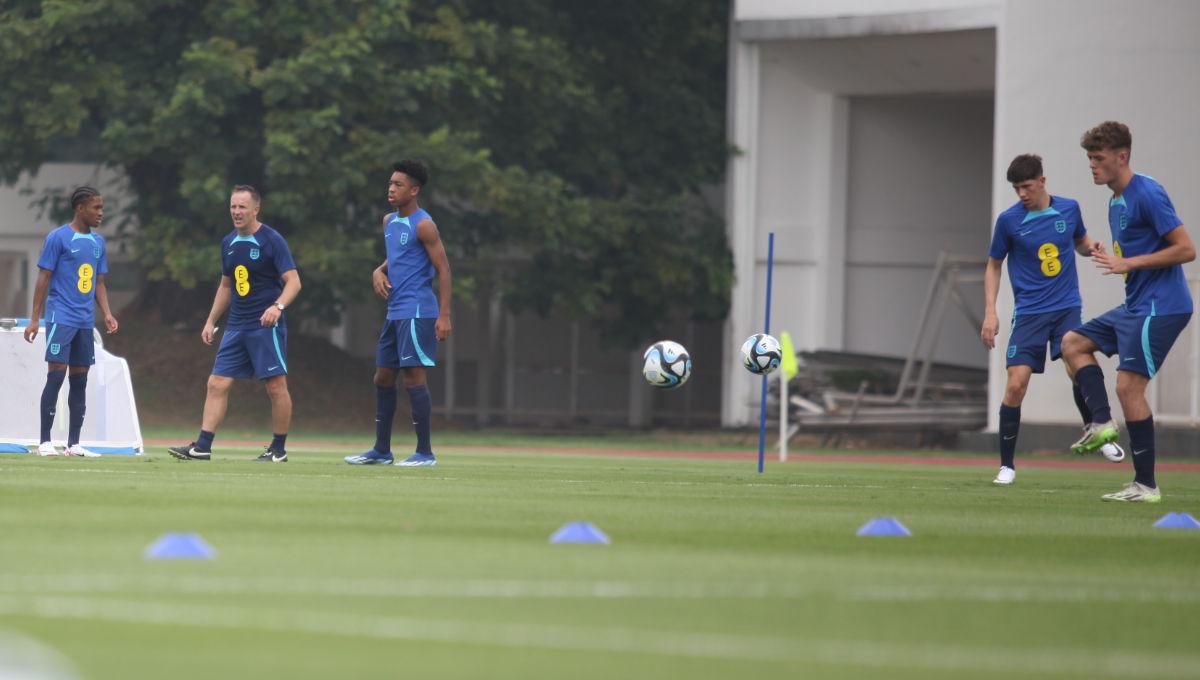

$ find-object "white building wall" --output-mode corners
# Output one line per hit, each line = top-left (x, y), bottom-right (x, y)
(989, 0), (1200, 428)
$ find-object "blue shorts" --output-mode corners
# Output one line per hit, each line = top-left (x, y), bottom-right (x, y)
(45, 324), (95, 366)
(1006, 306), (1080, 373)
(377, 318), (437, 368)
(1074, 306), (1192, 378)
(213, 325), (288, 380)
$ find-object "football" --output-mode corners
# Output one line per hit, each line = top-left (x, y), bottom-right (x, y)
(741, 333), (782, 375)
(642, 340), (692, 389)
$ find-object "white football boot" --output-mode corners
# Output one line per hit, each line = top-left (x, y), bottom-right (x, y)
(66, 444), (102, 458)
(1099, 442), (1125, 462)
(36, 442), (60, 457)
(992, 466), (1015, 485)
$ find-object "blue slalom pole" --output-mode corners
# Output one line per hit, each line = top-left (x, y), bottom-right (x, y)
(757, 232), (775, 474)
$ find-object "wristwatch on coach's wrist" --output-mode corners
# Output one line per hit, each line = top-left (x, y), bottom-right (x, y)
(274, 302), (285, 311)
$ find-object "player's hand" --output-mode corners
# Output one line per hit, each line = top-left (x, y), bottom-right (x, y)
(202, 322), (217, 345)
(105, 315), (119, 334)
(372, 268), (392, 300)
(23, 322), (38, 343)
(1091, 241), (1107, 255)
(1093, 250), (1130, 275)
(435, 314), (452, 341)
(260, 306), (282, 327)
(980, 313), (999, 349)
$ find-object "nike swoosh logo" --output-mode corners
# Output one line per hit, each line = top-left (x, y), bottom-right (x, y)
(71, 249), (81, 253)
(1123, 357), (1137, 361)
(272, 455), (286, 462)
(267, 365), (279, 371)
(1019, 230), (1033, 236)
(401, 355), (414, 360)
(1002, 435), (1016, 441)
(1132, 449), (1146, 456)
(227, 250), (235, 255)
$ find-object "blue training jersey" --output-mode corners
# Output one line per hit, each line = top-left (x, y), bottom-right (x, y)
(384, 208), (439, 320)
(1109, 173), (1191, 315)
(37, 224), (108, 328)
(988, 196), (1086, 314)
(220, 224), (297, 330)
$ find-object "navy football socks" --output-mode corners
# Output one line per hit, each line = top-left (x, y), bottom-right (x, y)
(999, 404), (1020, 469)
(374, 386), (398, 454)
(67, 372), (87, 447)
(270, 433), (287, 453)
(1073, 364), (1111, 424)
(39, 369), (66, 443)
(1071, 381), (1092, 425)
(1127, 416), (1156, 488)
(408, 384), (432, 455)
(196, 429), (215, 453)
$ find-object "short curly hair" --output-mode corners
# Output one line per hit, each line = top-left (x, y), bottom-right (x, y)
(1080, 121), (1132, 152)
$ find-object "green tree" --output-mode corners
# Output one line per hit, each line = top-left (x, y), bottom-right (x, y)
(0, 0), (731, 344)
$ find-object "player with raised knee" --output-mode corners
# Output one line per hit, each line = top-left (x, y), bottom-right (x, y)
(981, 154), (1122, 485)
(169, 185), (301, 462)
(23, 186), (120, 457)
(1061, 121), (1194, 503)
(346, 160), (452, 467)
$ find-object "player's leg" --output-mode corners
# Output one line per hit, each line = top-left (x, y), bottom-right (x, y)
(62, 328), (100, 457)
(1101, 313), (1190, 502)
(249, 325), (290, 462)
(994, 365), (1031, 485)
(36, 322), (73, 455)
(37, 357), (67, 456)
(395, 318), (437, 467)
(169, 330), (250, 461)
(1062, 313), (1120, 452)
(347, 320), (401, 464)
(396, 366), (435, 466)
(1055, 308), (1124, 462)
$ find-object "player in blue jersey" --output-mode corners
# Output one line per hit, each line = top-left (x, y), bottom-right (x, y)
(1061, 122), (1195, 502)
(23, 187), (119, 457)
(169, 185), (301, 462)
(346, 160), (452, 467)
(981, 154), (1122, 485)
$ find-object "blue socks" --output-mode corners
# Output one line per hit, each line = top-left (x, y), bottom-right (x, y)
(999, 404), (1020, 469)
(39, 369), (66, 443)
(1073, 364), (1111, 424)
(408, 385), (432, 455)
(67, 372), (87, 447)
(1127, 416), (1156, 488)
(374, 386), (398, 454)
(196, 429), (215, 452)
(270, 433), (287, 453)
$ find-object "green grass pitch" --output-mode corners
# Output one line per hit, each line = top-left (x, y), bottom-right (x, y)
(2, 438), (1199, 679)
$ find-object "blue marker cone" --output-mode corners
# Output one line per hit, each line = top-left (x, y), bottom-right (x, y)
(144, 532), (217, 559)
(549, 522), (610, 545)
(856, 517), (912, 537)
(1152, 512), (1200, 529)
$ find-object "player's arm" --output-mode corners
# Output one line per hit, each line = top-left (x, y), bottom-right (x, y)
(202, 276), (233, 345)
(260, 269), (301, 327)
(94, 274), (119, 334)
(1073, 235), (1097, 256)
(417, 218), (452, 340)
(981, 257), (1003, 349)
(1094, 225), (1196, 275)
(373, 214), (391, 299)
(22, 268), (52, 343)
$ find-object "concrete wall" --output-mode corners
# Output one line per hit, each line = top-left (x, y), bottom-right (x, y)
(989, 0), (1200, 428)
(845, 95), (992, 367)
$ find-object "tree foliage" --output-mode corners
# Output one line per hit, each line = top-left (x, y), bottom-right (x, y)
(0, 0), (732, 345)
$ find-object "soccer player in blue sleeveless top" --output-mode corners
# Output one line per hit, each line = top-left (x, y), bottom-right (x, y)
(346, 160), (452, 466)
(169, 185), (302, 462)
(981, 155), (1123, 486)
(1062, 121), (1195, 502)
(23, 187), (119, 457)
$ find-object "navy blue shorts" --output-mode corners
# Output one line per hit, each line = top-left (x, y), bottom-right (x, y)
(1006, 306), (1080, 373)
(44, 324), (95, 366)
(1074, 306), (1192, 378)
(377, 318), (437, 368)
(213, 325), (288, 380)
